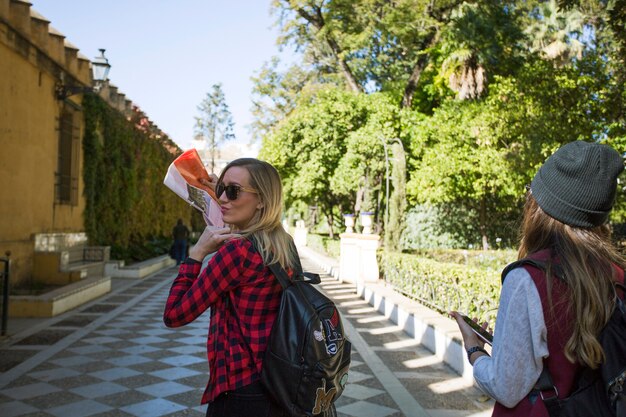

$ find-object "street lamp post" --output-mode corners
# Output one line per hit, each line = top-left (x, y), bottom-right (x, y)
(91, 49), (111, 90)
(56, 49), (111, 100)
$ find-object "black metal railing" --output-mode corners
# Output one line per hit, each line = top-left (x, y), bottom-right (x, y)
(0, 251), (11, 336)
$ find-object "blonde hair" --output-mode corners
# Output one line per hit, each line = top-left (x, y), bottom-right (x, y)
(518, 195), (625, 368)
(218, 158), (299, 272)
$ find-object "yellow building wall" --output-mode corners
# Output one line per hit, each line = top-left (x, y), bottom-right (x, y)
(0, 7), (88, 286)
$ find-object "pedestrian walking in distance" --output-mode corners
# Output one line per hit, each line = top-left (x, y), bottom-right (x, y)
(451, 140), (625, 416)
(163, 158), (335, 416)
(171, 218), (190, 265)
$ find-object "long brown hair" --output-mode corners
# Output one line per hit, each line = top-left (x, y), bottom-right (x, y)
(518, 194), (625, 368)
(218, 158), (299, 272)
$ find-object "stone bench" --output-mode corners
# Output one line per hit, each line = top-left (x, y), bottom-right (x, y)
(9, 275), (111, 317)
(105, 254), (175, 279)
(32, 233), (110, 285)
(33, 245), (110, 285)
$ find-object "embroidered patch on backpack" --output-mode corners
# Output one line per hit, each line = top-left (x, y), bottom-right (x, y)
(322, 309), (343, 355)
(312, 379), (337, 414)
(314, 322), (325, 341)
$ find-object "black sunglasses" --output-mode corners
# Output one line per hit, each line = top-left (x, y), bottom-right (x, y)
(215, 182), (258, 200)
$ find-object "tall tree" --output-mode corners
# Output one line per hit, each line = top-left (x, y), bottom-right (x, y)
(407, 55), (617, 249)
(260, 87), (375, 237)
(272, 0), (469, 108)
(558, 0), (626, 61)
(557, 0), (626, 155)
(273, 0), (363, 93)
(194, 83), (235, 171)
(385, 140), (407, 251)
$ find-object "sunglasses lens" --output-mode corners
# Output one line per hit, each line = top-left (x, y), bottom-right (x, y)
(225, 185), (239, 200)
(216, 183), (240, 200)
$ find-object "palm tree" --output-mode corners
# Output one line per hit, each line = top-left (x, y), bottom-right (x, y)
(525, 0), (585, 66)
(439, 2), (521, 100)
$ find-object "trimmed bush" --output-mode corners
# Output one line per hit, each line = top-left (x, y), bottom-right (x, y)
(379, 251), (502, 327)
(307, 234), (341, 259)
(408, 249), (517, 272)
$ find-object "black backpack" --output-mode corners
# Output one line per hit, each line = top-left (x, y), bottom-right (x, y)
(232, 242), (352, 416)
(503, 259), (626, 417)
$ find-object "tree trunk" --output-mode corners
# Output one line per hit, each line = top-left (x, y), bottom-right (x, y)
(402, 31), (439, 108)
(326, 210), (335, 239)
(291, 2), (363, 93)
(402, 54), (429, 108)
(210, 126), (216, 172)
(326, 36), (363, 92)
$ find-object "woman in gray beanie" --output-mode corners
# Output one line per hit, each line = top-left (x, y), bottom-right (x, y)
(451, 140), (625, 416)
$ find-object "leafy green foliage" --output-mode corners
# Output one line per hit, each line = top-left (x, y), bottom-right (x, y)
(250, 58), (322, 141)
(436, 0), (525, 99)
(258, 0), (626, 250)
(379, 251), (502, 326)
(407, 248), (517, 271)
(82, 95), (193, 263)
(261, 87), (400, 236)
(405, 55), (621, 248)
(401, 204), (474, 249)
(306, 233), (341, 259)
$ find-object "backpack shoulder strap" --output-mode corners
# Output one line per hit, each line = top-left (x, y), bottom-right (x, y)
(229, 236), (321, 373)
(501, 258), (548, 284)
(248, 235), (321, 288)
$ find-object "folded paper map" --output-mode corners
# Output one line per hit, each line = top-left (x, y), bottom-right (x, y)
(163, 149), (224, 227)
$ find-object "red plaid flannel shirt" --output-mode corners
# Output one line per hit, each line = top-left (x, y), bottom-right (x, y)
(163, 238), (285, 404)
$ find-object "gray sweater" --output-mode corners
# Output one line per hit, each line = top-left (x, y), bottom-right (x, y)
(473, 267), (548, 408)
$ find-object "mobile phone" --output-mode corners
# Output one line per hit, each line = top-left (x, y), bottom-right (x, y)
(461, 314), (493, 345)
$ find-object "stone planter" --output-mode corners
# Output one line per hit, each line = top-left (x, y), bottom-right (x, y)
(360, 212), (374, 235)
(343, 214), (355, 233)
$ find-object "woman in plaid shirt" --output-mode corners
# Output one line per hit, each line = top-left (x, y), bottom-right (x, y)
(164, 158), (330, 417)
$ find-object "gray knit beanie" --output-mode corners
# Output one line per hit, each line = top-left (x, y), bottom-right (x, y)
(531, 141), (624, 228)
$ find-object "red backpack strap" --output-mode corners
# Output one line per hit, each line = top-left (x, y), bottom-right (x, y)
(501, 258), (548, 284)
(501, 250), (565, 284)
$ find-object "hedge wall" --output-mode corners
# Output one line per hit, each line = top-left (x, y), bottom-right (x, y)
(82, 95), (193, 262)
(378, 251), (503, 327)
(307, 234), (341, 259)
(406, 248), (517, 272)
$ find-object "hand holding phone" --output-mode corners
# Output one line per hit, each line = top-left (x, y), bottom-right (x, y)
(460, 314), (493, 345)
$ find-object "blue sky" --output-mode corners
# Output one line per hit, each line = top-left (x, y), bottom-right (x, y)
(32, 0), (296, 152)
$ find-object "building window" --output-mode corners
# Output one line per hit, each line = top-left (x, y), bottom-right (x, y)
(55, 110), (79, 205)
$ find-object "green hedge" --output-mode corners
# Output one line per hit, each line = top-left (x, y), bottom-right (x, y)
(407, 249), (517, 271)
(82, 95), (193, 263)
(379, 251), (502, 327)
(306, 234), (341, 259)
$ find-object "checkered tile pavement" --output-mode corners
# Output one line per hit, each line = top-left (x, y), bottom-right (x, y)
(0, 253), (494, 417)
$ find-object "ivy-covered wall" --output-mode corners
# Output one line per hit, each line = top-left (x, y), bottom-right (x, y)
(82, 94), (193, 261)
